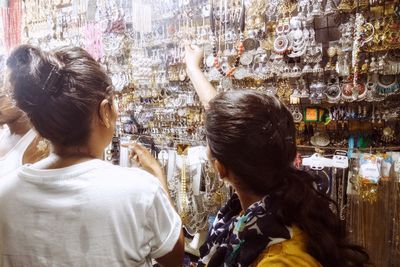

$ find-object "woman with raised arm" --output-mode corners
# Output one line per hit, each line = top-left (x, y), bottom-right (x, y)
(140, 43), (370, 267)
(184, 44), (369, 267)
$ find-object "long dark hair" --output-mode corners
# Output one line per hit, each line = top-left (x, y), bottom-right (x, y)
(205, 90), (369, 267)
(6, 45), (113, 147)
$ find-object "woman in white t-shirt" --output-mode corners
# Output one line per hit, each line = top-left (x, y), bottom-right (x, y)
(0, 90), (49, 177)
(0, 45), (184, 267)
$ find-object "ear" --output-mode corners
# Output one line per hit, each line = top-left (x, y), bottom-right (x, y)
(213, 159), (228, 180)
(98, 99), (112, 128)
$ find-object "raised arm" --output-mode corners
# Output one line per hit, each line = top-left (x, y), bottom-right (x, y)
(185, 44), (217, 109)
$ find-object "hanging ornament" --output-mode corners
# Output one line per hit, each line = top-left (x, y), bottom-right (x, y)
(325, 46), (337, 71)
(274, 19), (292, 55)
(395, 2), (400, 19)
(324, 0), (337, 15)
(210, 0), (245, 77)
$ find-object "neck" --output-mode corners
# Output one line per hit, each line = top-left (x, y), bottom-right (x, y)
(53, 145), (102, 160)
(234, 187), (264, 211)
(47, 145), (102, 169)
(7, 115), (31, 135)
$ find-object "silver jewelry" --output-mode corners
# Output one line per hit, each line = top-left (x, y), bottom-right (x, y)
(239, 52), (253, 66)
(292, 106), (304, 123)
(326, 84), (341, 103)
(206, 54), (215, 68)
(324, 0), (337, 15)
(234, 67), (247, 80)
(220, 77), (233, 90)
(311, 0), (323, 17)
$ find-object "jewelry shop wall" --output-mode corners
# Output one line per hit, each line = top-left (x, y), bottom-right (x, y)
(1, 0), (400, 265)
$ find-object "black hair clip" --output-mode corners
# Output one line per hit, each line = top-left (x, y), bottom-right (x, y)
(262, 121), (273, 132)
(42, 65), (63, 95)
(268, 129), (280, 143)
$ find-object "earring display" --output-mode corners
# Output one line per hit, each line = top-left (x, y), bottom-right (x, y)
(1, 0), (398, 264)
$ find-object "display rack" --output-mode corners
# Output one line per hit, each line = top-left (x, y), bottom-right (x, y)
(0, 0), (399, 265)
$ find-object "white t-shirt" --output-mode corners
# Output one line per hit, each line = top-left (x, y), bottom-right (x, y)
(0, 128), (36, 177)
(0, 156), (182, 267)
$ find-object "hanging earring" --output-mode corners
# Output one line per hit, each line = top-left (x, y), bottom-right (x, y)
(311, 0), (323, 16)
(395, 2), (400, 19)
(361, 58), (369, 74)
(273, 19), (291, 55)
(325, 46), (337, 71)
(337, 0), (353, 12)
(324, 0), (337, 15)
(343, 54), (350, 76)
(292, 106), (304, 123)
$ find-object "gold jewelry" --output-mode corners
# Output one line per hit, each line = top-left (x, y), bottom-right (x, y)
(355, 178), (378, 203)
(337, 0), (353, 12)
(278, 0), (297, 16)
(276, 79), (293, 102)
(325, 46), (337, 71)
(177, 144), (190, 225)
(36, 139), (49, 153)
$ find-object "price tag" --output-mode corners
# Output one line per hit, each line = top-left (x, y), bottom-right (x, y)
(394, 158), (400, 173)
(332, 150), (349, 169)
(302, 153), (333, 170)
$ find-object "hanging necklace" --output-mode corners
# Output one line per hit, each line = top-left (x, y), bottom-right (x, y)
(211, 0), (245, 77)
(177, 144), (190, 225)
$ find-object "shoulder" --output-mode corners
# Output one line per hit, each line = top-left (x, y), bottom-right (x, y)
(89, 163), (178, 228)
(91, 162), (161, 190)
(253, 227), (322, 267)
(0, 170), (20, 196)
(88, 162), (164, 204)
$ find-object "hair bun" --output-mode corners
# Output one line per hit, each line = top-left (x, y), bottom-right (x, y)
(6, 45), (51, 109)
(6, 45), (34, 71)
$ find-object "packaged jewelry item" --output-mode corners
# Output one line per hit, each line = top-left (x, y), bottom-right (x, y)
(358, 154), (382, 184)
(349, 154), (382, 203)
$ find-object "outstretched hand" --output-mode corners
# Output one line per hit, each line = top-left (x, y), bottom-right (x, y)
(128, 143), (163, 178)
(183, 41), (217, 109)
(184, 43), (204, 73)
